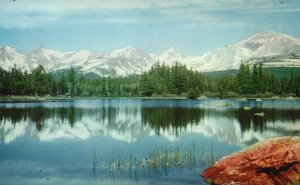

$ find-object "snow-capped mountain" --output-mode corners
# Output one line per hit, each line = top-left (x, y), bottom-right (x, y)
(0, 31), (299, 76)
(156, 47), (184, 65)
(99, 45), (155, 76)
(0, 46), (28, 71)
(0, 45), (156, 76)
(192, 31), (300, 72)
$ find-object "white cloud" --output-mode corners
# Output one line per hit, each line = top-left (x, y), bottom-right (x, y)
(0, 13), (61, 29)
(247, 7), (300, 13)
(0, 0), (168, 14)
(0, 0), (299, 29)
(0, 0), (297, 14)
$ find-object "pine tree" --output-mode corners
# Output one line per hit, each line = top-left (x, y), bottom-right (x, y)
(23, 71), (34, 95)
(286, 71), (296, 94)
(58, 74), (68, 95)
(67, 67), (76, 97)
(258, 63), (265, 93)
(0, 67), (9, 95)
(217, 77), (230, 97)
(100, 77), (107, 97)
(252, 64), (259, 93)
(237, 63), (253, 94)
(9, 64), (24, 95)
(32, 65), (51, 95)
(107, 76), (115, 96)
(140, 72), (154, 96)
(296, 74), (300, 96)
(50, 79), (58, 96)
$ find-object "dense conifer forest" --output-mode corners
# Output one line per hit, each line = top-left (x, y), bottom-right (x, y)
(0, 62), (299, 98)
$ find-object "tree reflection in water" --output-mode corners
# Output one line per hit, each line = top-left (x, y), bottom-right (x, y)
(0, 101), (299, 143)
(141, 107), (205, 136)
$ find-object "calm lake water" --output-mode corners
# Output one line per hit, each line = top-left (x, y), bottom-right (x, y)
(0, 98), (299, 185)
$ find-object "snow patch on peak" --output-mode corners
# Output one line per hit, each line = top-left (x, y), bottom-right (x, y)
(163, 47), (183, 55)
(156, 47), (185, 65)
(191, 31), (300, 72)
(242, 31), (299, 44)
(112, 45), (138, 53)
(123, 45), (136, 50)
(34, 48), (68, 59)
(71, 49), (93, 58)
(0, 46), (28, 71)
(109, 46), (149, 59)
(0, 46), (18, 54)
(240, 31), (300, 57)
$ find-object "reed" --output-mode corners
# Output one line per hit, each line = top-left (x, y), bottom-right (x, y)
(106, 143), (222, 178)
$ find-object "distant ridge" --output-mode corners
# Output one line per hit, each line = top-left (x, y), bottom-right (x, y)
(0, 31), (300, 76)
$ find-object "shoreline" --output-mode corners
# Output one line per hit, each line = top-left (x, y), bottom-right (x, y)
(0, 95), (299, 101)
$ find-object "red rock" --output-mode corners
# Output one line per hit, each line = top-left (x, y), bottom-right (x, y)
(202, 136), (300, 185)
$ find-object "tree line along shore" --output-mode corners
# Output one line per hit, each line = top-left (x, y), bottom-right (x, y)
(0, 62), (299, 99)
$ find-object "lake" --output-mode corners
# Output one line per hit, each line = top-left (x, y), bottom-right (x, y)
(0, 98), (299, 185)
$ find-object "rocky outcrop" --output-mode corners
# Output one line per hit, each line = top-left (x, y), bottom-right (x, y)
(202, 136), (300, 185)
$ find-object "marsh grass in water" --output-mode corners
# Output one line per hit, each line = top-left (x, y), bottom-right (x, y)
(105, 143), (222, 179)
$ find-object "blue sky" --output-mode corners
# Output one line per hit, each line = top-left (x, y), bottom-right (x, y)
(0, 0), (300, 55)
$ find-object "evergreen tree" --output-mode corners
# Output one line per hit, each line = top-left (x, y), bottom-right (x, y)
(286, 71), (296, 94)
(100, 77), (107, 97)
(140, 71), (154, 96)
(9, 64), (24, 95)
(139, 62), (204, 98)
(296, 74), (300, 96)
(50, 79), (58, 96)
(258, 63), (265, 92)
(237, 63), (253, 94)
(67, 67), (76, 97)
(252, 64), (259, 93)
(23, 71), (34, 95)
(217, 77), (230, 97)
(107, 76), (115, 96)
(58, 74), (68, 95)
(0, 67), (9, 95)
(32, 65), (51, 95)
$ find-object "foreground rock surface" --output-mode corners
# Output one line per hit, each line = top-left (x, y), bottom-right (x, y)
(202, 136), (300, 185)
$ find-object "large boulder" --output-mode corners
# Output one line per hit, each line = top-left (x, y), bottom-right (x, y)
(202, 136), (300, 185)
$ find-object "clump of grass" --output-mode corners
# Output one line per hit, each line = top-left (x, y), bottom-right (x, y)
(106, 143), (222, 179)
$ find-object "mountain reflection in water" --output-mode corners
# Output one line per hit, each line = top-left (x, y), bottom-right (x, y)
(0, 99), (299, 145)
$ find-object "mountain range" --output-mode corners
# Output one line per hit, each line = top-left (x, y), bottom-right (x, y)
(1, 31), (300, 77)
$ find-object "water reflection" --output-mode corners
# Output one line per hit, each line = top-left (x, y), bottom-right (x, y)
(236, 108), (300, 133)
(0, 107), (83, 130)
(0, 99), (299, 145)
(141, 107), (205, 137)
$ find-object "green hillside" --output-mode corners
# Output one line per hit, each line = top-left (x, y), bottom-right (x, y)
(203, 67), (300, 79)
(263, 67), (300, 78)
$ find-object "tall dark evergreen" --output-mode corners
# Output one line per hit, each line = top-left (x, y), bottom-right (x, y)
(258, 63), (265, 93)
(252, 64), (260, 93)
(237, 63), (253, 94)
(140, 71), (154, 96)
(100, 77), (107, 97)
(296, 74), (300, 96)
(58, 74), (68, 95)
(50, 79), (58, 96)
(32, 65), (51, 95)
(67, 67), (76, 97)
